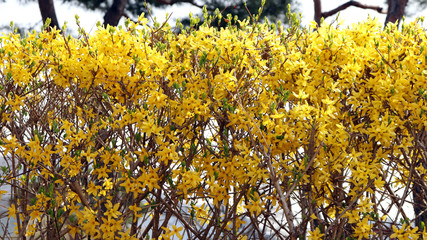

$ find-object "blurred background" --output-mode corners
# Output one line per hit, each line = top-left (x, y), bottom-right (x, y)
(0, 0), (427, 36)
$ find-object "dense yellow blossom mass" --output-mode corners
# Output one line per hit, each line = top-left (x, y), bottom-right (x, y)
(0, 10), (427, 239)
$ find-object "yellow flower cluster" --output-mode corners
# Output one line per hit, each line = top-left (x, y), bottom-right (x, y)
(1, 12), (427, 239)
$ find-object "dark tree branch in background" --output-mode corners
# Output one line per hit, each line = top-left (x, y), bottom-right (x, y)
(385, 0), (408, 25)
(322, 1), (386, 19)
(313, 0), (387, 26)
(155, 0), (204, 8)
(38, 0), (61, 30)
(103, 0), (128, 27)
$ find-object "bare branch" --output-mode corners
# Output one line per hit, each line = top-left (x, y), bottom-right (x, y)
(322, 1), (387, 20)
(155, 0), (204, 8)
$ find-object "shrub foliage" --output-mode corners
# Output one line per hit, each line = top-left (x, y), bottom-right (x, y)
(1, 10), (427, 240)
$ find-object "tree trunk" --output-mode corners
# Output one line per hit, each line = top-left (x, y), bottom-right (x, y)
(38, 0), (61, 30)
(103, 0), (128, 27)
(385, 0), (408, 26)
(313, 0), (322, 26)
(413, 181), (427, 229)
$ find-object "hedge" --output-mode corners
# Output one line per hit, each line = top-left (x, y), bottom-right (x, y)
(1, 9), (427, 240)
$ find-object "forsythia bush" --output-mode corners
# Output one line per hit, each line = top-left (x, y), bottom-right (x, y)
(1, 9), (427, 240)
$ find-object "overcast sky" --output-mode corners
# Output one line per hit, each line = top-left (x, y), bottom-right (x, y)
(0, 0), (426, 35)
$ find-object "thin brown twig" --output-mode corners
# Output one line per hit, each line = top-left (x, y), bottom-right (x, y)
(375, 46), (397, 71)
